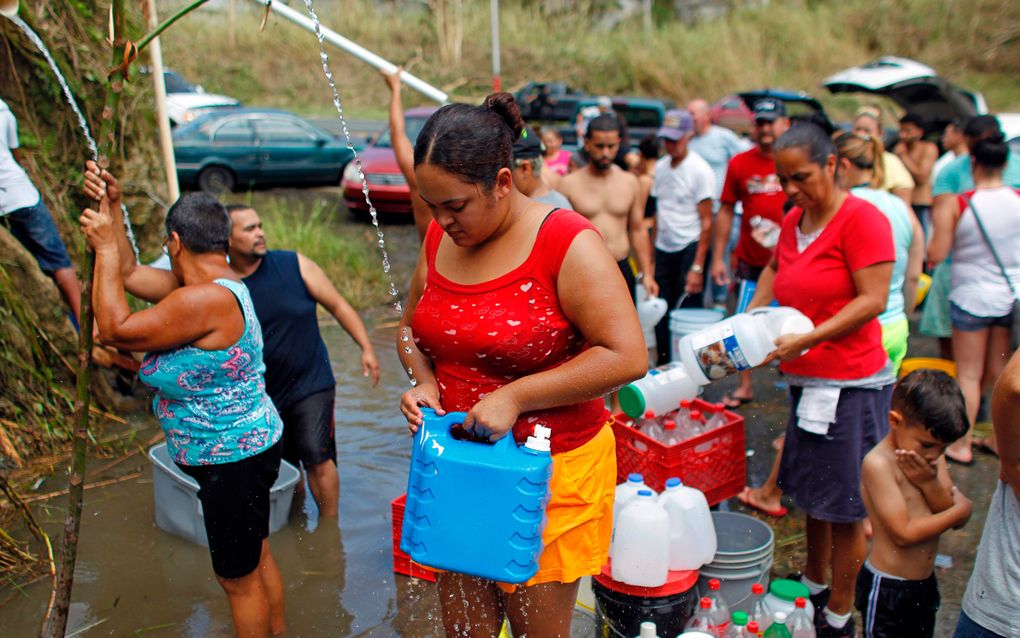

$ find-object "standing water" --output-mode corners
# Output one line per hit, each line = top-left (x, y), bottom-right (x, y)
(8, 14), (140, 258)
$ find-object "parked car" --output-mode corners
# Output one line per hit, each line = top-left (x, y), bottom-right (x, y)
(514, 81), (588, 122)
(738, 89), (835, 132)
(556, 96), (676, 150)
(341, 106), (438, 215)
(710, 94), (755, 135)
(156, 70), (241, 127)
(822, 56), (987, 133)
(174, 109), (355, 193)
(1000, 113), (1020, 156)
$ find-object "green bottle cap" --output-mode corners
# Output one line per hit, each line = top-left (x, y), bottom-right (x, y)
(618, 384), (646, 418)
(732, 611), (749, 625)
(769, 578), (810, 602)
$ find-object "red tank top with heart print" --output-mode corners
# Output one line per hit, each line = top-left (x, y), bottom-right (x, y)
(411, 209), (609, 454)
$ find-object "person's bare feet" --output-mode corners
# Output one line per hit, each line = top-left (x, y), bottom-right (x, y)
(736, 486), (787, 517)
(974, 434), (999, 458)
(946, 439), (974, 465)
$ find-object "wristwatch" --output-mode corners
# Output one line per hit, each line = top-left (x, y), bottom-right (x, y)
(690, 264), (704, 274)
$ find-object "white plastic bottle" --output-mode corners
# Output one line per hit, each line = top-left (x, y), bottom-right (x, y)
(676, 308), (814, 385)
(658, 477), (717, 570)
(636, 287), (668, 346)
(618, 363), (701, 418)
(613, 474), (652, 525)
(609, 490), (670, 587)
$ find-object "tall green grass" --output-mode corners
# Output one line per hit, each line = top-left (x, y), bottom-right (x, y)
(159, 0), (1020, 118)
(240, 195), (392, 309)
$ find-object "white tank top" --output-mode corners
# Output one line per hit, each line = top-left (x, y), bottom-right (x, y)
(949, 186), (1020, 318)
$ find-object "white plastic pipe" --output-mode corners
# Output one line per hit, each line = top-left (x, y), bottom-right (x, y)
(146, 0), (180, 202)
(253, 0), (448, 104)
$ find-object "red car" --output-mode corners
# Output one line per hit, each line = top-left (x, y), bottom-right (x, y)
(342, 107), (437, 214)
(710, 94), (754, 135)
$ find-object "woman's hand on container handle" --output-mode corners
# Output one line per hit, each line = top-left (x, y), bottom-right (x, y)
(400, 383), (444, 435)
(463, 389), (521, 442)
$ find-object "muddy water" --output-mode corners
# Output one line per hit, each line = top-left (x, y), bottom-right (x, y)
(0, 210), (1002, 636)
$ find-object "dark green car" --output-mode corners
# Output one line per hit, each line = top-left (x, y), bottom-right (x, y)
(173, 108), (355, 193)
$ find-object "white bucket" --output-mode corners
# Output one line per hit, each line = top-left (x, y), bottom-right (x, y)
(669, 308), (725, 363)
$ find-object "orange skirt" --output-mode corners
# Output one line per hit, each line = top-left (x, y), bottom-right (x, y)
(499, 423), (616, 593)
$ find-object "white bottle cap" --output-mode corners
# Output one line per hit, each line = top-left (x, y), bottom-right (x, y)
(524, 424), (552, 452)
(638, 620), (658, 638)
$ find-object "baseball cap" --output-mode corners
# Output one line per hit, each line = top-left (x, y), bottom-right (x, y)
(657, 109), (694, 141)
(753, 98), (787, 122)
(597, 95), (613, 109)
(513, 126), (545, 160)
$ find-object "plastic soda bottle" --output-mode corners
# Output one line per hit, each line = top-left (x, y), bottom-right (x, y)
(788, 597), (815, 638)
(688, 410), (706, 437)
(683, 597), (715, 634)
(749, 582), (771, 635)
(635, 410), (658, 451)
(747, 622), (761, 637)
(762, 612), (791, 638)
(724, 611), (750, 637)
(659, 419), (680, 445)
(706, 578), (731, 634)
(705, 403), (727, 430)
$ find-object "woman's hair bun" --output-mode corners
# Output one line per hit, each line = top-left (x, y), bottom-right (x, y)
(483, 92), (524, 139)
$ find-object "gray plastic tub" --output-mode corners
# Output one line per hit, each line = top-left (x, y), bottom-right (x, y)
(148, 442), (300, 547)
(697, 511), (775, 612)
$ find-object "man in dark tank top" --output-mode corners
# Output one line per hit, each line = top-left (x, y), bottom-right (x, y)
(226, 205), (380, 519)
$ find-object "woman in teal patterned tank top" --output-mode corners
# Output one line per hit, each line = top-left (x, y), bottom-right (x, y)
(81, 167), (286, 638)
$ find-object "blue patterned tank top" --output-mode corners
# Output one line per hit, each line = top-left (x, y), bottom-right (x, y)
(138, 279), (283, 466)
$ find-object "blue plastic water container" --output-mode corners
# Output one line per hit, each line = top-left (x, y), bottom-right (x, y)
(400, 408), (553, 583)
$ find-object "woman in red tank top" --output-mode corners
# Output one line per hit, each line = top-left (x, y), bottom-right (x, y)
(397, 93), (647, 636)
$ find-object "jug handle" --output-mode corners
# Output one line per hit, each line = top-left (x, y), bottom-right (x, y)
(419, 408), (516, 448)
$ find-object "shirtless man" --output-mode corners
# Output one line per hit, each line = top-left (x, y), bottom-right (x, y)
(558, 114), (656, 301)
(858, 370), (972, 638)
(893, 113), (938, 229)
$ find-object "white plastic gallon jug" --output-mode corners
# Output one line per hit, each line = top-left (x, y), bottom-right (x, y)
(636, 285), (668, 346)
(676, 307), (814, 385)
(611, 474), (652, 553)
(658, 477), (717, 569)
(610, 490), (670, 587)
(618, 363), (701, 418)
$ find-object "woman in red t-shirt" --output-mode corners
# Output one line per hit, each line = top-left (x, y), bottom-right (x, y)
(746, 124), (894, 637)
(396, 93), (647, 636)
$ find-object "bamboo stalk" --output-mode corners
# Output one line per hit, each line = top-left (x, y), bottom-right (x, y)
(38, 1), (125, 632)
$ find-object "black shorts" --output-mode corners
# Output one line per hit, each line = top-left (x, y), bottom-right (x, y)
(856, 561), (940, 638)
(177, 441), (282, 579)
(280, 388), (336, 470)
(616, 258), (637, 304)
(778, 384), (892, 523)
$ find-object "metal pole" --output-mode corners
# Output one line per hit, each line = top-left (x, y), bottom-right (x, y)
(146, 0), (180, 202)
(490, 0), (500, 92)
(253, 0), (448, 104)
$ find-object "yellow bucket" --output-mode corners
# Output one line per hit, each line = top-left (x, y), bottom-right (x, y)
(915, 273), (932, 307)
(899, 357), (957, 378)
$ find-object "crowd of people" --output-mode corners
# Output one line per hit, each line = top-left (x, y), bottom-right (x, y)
(0, 70), (1013, 637)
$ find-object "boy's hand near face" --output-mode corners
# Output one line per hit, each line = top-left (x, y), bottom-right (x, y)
(895, 449), (938, 486)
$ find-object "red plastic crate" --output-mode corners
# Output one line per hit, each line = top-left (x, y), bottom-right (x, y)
(391, 494), (437, 582)
(612, 398), (745, 504)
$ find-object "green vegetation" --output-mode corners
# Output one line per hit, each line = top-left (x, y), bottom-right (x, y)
(160, 0), (1020, 119)
(233, 195), (393, 309)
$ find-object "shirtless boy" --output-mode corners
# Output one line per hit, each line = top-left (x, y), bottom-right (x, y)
(558, 114), (657, 301)
(858, 369), (973, 638)
(894, 113), (938, 228)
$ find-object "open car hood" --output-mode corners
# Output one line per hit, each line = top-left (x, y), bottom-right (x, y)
(738, 89), (833, 131)
(822, 56), (986, 127)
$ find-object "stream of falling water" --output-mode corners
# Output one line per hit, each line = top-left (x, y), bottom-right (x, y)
(299, 0), (420, 387)
(10, 14), (140, 259)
